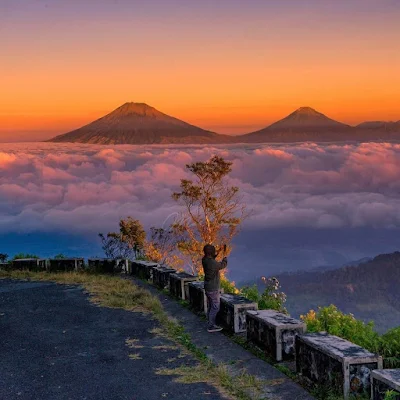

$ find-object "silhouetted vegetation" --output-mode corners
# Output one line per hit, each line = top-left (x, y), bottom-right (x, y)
(54, 253), (66, 259)
(99, 217), (146, 259)
(12, 253), (39, 260)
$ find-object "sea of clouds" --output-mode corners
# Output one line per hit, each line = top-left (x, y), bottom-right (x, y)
(1, 142), (400, 281)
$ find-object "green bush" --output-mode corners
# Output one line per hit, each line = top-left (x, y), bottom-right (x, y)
(384, 390), (400, 400)
(301, 305), (379, 350)
(381, 327), (400, 367)
(54, 253), (66, 259)
(220, 276), (240, 294)
(241, 277), (287, 313)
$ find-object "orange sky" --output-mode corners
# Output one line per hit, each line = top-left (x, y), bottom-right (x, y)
(1, 0), (399, 142)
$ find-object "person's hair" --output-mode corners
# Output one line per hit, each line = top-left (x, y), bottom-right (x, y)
(203, 244), (216, 258)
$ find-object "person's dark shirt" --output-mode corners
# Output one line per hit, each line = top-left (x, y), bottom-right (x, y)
(202, 256), (227, 292)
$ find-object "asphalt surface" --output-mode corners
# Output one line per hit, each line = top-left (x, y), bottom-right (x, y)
(0, 279), (225, 400)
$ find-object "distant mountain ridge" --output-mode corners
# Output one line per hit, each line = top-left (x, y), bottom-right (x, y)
(267, 251), (400, 333)
(48, 103), (400, 144)
(356, 120), (400, 131)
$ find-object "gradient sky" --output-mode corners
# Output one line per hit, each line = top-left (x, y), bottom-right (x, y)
(1, 0), (400, 141)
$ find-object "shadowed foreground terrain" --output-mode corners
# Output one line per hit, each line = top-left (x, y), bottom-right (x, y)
(0, 279), (224, 400)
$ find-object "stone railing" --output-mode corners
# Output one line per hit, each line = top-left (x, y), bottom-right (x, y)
(3, 257), (126, 273)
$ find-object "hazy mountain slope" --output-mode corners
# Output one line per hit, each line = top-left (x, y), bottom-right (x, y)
(352, 120), (400, 142)
(49, 102), (234, 144)
(261, 252), (400, 333)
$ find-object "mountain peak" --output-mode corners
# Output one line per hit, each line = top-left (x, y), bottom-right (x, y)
(294, 106), (320, 115)
(288, 107), (327, 120)
(111, 102), (159, 117)
(282, 106), (340, 124)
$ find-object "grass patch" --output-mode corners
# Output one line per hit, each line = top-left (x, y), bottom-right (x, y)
(125, 338), (144, 350)
(128, 353), (143, 360)
(0, 270), (265, 400)
(152, 345), (178, 351)
(156, 361), (264, 400)
(0, 270), (163, 314)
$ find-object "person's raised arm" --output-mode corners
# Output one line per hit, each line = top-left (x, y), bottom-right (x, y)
(218, 257), (227, 271)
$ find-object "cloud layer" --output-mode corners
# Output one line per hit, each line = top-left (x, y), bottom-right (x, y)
(1, 142), (400, 239)
(3, 141), (400, 279)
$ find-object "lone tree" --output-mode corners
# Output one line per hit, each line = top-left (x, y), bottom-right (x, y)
(0, 253), (8, 263)
(172, 155), (247, 274)
(99, 217), (146, 259)
(99, 218), (182, 268)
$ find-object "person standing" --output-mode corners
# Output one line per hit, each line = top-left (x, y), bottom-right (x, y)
(202, 244), (227, 333)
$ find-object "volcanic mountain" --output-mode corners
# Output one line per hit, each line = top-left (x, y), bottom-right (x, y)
(239, 107), (352, 143)
(49, 102), (233, 145)
(49, 103), (400, 144)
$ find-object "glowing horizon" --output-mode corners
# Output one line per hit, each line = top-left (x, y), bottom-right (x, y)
(1, 0), (399, 142)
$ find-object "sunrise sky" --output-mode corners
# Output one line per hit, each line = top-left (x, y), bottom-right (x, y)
(1, 0), (399, 142)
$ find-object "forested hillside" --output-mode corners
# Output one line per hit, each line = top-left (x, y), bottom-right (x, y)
(270, 252), (400, 333)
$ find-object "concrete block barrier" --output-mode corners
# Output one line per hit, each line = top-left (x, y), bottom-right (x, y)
(169, 272), (198, 300)
(12, 258), (47, 272)
(0, 262), (10, 270)
(218, 293), (258, 333)
(296, 332), (383, 399)
(115, 258), (130, 274)
(152, 266), (176, 290)
(48, 258), (85, 272)
(188, 281), (208, 314)
(246, 309), (306, 361)
(131, 261), (159, 281)
(371, 369), (400, 400)
(87, 258), (129, 274)
(88, 258), (116, 273)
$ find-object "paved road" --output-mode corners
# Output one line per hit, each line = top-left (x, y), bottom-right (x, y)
(0, 279), (225, 400)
